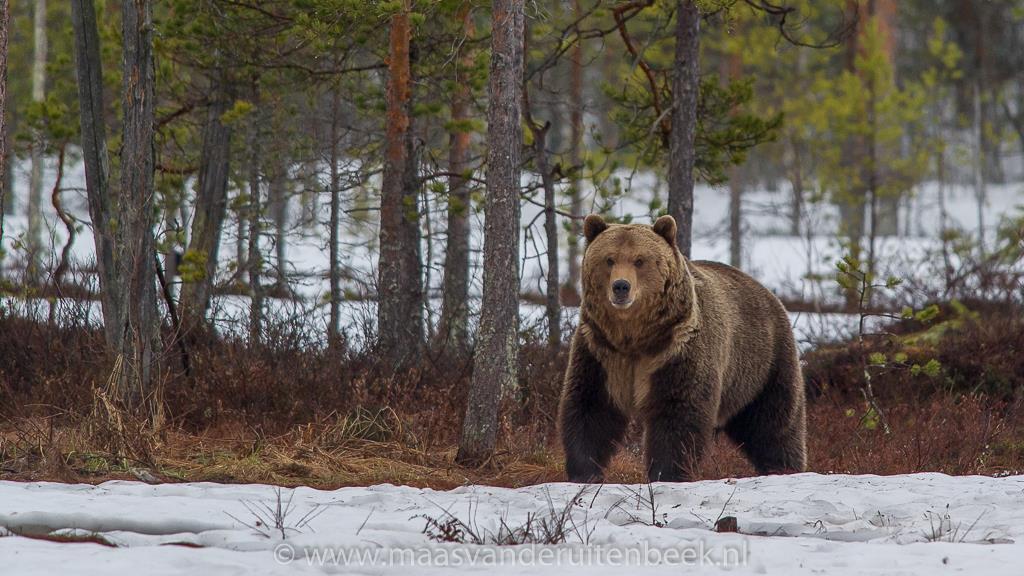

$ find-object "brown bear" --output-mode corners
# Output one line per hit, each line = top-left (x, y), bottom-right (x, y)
(559, 214), (806, 482)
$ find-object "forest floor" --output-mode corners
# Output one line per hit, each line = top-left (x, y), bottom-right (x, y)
(1, 299), (1023, 488)
(2, 299), (1024, 573)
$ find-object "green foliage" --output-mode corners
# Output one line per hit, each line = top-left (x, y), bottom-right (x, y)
(178, 249), (209, 283)
(220, 100), (255, 126)
(605, 46), (780, 183)
(910, 359), (942, 379)
(914, 304), (941, 323)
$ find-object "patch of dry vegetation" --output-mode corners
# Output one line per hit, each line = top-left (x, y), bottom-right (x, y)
(2, 300), (1024, 487)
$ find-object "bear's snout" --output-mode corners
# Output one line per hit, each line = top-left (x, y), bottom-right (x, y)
(611, 279), (633, 307)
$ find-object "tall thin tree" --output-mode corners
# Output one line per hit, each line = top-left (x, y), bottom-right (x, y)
(668, 0), (699, 257)
(246, 76), (264, 343)
(439, 2), (474, 354)
(566, 0), (584, 299)
(327, 85), (344, 349)
(27, 0), (47, 284)
(71, 0), (118, 348)
(180, 68), (232, 333)
(457, 0), (524, 466)
(0, 0), (9, 259)
(722, 28), (743, 268)
(377, 0), (424, 366)
(523, 26), (561, 351)
(117, 0), (160, 410)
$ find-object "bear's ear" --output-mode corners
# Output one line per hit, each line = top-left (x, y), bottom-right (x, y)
(652, 215), (677, 247)
(583, 214), (608, 243)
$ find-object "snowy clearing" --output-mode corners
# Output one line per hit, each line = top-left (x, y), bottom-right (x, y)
(2, 474), (1023, 574)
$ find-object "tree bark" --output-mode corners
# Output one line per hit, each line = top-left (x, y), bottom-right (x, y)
(117, 0), (160, 411)
(179, 70), (232, 333)
(973, 80), (986, 257)
(872, 0), (900, 237)
(235, 189), (248, 286)
(27, 0), (47, 284)
(457, 0), (524, 466)
(246, 78), (264, 344)
(71, 0), (119, 349)
(439, 3), (474, 354)
(269, 152), (288, 289)
(531, 121), (561, 350)
(728, 169), (742, 268)
(377, 1), (424, 366)
(668, 0), (699, 257)
(0, 0), (9, 257)
(839, 0), (866, 306)
(565, 0), (583, 300)
(722, 32), (742, 268)
(328, 86), (343, 349)
(787, 138), (804, 236)
(50, 144), (72, 289)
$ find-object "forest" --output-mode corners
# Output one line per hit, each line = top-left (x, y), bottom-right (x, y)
(0, 0), (1023, 501)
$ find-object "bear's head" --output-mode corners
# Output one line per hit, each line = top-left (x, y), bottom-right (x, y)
(581, 214), (683, 322)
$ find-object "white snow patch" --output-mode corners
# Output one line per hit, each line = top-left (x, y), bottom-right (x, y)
(1, 474), (1023, 574)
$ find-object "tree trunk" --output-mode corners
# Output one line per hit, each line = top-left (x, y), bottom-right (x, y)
(161, 177), (186, 295)
(872, 0), (900, 237)
(722, 33), (742, 268)
(269, 153), (288, 289)
(0, 0), (9, 258)
(668, 0), (699, 257)
(728, 169), (742, 268)
(377, 1), (424, 366)
(27, 0), (47, 284)
(299, 161), (317, 232)
(787, 138), (804, 236)
(438, 3), (474, 354)
(246, 78), (264, 344)
(235, 188), (247, 286)
(531, 121), (561, 350)
(973, 80), (986, 257)
(70, 0), (119, 350)
(117, 0), (160, 411)
(565, 0), (583, 300)
(456, 0), (524, 466)
(50, 144), (72, 289)
(328, 86), (343, 349)
(179, 70), (232, 333)
(839, 0), (867, 310)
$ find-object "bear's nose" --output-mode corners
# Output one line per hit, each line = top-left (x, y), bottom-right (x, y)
(612, 279), (631, 297)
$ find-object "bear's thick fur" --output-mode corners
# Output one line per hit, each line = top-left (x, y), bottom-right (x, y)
(559, 214), (806, 482)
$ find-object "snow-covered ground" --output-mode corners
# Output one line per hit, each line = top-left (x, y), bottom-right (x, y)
(2, 474), (1023, 574)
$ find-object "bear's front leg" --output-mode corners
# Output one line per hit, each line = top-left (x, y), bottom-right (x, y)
(644, 357), (716, 482)
(559, 333), (628, 483)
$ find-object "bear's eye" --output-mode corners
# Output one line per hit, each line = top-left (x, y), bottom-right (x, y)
(634, 258), (644, 268)
(605, 258), (614, 267)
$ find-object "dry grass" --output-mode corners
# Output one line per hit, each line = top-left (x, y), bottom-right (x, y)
(2, 300), (1024, 488)
(4, 393), (1022, 488)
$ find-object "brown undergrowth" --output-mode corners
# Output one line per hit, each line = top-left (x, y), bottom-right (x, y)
(2, 300), (1023, 488)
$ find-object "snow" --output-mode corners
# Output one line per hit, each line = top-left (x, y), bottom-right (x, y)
(5, 154), (1020, 352)
(2, 154), (1022, 350)
(2, 474), (1023, 574)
